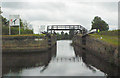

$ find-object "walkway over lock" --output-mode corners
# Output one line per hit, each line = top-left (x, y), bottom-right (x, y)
(47, 25), (88, 34)
(51, 57), (82, 62)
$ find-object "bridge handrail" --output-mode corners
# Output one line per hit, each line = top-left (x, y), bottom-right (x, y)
(47, 25), (88, 34)
(51, 25), (83, 29)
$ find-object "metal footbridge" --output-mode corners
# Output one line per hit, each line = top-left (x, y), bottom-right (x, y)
(47, 25), (88, 35)
(51, 57), (82, 62)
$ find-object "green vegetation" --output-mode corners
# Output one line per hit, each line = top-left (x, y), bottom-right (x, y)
(56, 32), (69, 40)
(98, 30), (119, 36)
(90, 30), (119, 46)
(69, 30), (75, 39)
(2, 16), (33, 35)
(2, 26), (33, 35)
(2, 34), (45, 37)
(55, 30), (77, 40)
(91, 16), (109, 31)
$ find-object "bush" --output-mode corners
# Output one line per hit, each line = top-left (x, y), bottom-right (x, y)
(2, 26), (33, 35)
(2, 26), (9, 35)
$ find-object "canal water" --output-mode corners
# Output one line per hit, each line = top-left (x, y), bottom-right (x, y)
(2, 40), (119, 76)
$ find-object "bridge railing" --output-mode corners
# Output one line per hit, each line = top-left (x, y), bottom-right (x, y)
(51, 25), (83, 30)
(47, 25), (88, 34)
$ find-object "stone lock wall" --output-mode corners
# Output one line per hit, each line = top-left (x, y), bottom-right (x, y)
(2, 35), (57, 53)
(73, 34), (119, 66)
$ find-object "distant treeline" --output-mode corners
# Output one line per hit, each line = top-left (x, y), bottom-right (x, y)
(56, 32), (69, 40)
(2, 16), (33, 35)
(55, 30), (75, 40)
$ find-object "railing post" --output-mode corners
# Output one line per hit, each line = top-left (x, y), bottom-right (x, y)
(47, 26), (49, 33)
(51, 26), (53, 34)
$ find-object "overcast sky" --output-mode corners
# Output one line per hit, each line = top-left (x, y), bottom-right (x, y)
(1, 0), (119, 34)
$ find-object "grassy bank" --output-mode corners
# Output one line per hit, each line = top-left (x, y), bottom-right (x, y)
(2, 34), (46, 37)
(2, 34), (48, 52)
(89, 30), (119, 46)
(2, 34), (46, 40)
(2, 34), (57, 53)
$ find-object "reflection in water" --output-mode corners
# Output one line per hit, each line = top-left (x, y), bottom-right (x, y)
(74, 45), (120, 76)
(3, 40), (118, 76)
(2, 45), (56, 75)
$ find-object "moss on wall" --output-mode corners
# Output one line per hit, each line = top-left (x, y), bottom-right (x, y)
(2, 35), (56, 53)
(72, 34), (119, 66)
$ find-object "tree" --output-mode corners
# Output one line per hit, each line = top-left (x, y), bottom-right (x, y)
(61, 31), (64, 35)
(69, 30), (75, 39)
(20, 19), (24, 28)
(2, 16), (9, 27)
(2, 15), (33, 35)
(61, 31), (64, 39)
(64, 33), (69, 39)
(91, 16), (109, 31)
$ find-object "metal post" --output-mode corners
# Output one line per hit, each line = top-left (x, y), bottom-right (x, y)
(18, 19), (20, 35)
(9, 24), (11, 35)
(19, 16), (20, 35)
(47, 28), (48, 33)
(9, 15), (11, 35)
(51, 30), (52, 34)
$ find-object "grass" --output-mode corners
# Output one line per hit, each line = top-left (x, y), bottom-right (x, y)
(89, 30), (119, 46)
(98, 29), (119, 36)
(2, 34), (46, 37)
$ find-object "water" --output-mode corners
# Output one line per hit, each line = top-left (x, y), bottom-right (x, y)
(2, 40), (119, 76)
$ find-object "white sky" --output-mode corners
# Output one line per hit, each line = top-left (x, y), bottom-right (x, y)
(1, 0), (119, 34)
